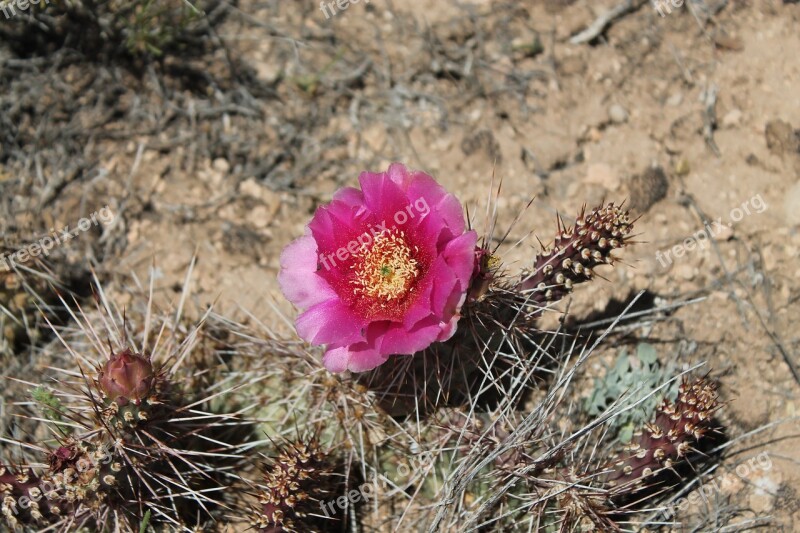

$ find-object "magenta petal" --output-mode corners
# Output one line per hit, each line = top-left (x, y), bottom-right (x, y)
(379, 318), (442, 355)
(440, 284), (468, 327)
(402, 256), (453, 330)
(405, 171), (448, 212)
(434, 193), (468, 234)
(296, 299), (365, 346)
(443, 231), (479, 286)
(321, 345), (350, 373)
(332, 186), (367, 211)
(309, 202), (371, 254)
(386, 162), (413, 190)
(435, 312), (461, 342)
(346, 347), (391, 372)
(402, 273), (437, 328)
(359, 170), (408, 220)
(278, 234), (337, 309)
(430, 260), (458, 316)
(323, 333), (392, 373)
(414, 193), (468, 246)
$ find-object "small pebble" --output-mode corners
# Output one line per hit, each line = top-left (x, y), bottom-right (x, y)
(784, 182), (800, 226)
(667, 93), (684, 107)
(722, 109), (742, 128)
(608, 104), (629, 124)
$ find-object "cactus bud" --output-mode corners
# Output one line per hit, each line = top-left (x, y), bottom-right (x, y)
(604, 376), (720, 492)
(98, 349), (154, 405)
(517, 202), (634, 304)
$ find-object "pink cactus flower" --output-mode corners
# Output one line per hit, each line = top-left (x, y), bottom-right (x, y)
(279, 163), (477, 373)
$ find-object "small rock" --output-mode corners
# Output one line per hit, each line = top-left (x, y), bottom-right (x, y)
(460, 129), (502, 163)
(748, 474), (780, 514)
(722, 109), (742, 128)
(714, 223), (734, 242)
(666, 93), (684, 107)
(558, 56), (586, 76)
(608, 104), (629, 124)
(673, 158), (691, 176)
(745, 154), (760, 166)
(761, 245), (780, 271)
(212, 158), (230, 174)
(248, 206), (271, 229)
(239, 178), (266, 200)
(255, 61), (283, 85)
(675, 263), (696, 280)
(714, 34), (745, 52)
(237, 178), (282, 225)
(784, 182), (800, 226)
(628, 165), (669, 213)
(586, 127), (602, 142)
(198, 167), (223, 187)
(765, 119), (799, 156)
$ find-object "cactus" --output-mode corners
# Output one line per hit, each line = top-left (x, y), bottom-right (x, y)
(603, 376), (721, 494)
(0, 465), (52, 528)
(358, 202), (636, 415)
(496, 376), (722, 532)
(249, 437), (342, 533)
(0, 437), (122, 530)
(517, 202), (635, 307)
(1, 274), (259, 530)
(0, 189), (729, 533)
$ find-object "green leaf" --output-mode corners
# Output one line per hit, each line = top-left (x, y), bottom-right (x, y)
(31, 386), (63, 424)
(618, 423), (634, 443)
(139, 509), (151, 533)
(637, 342), (658, 366)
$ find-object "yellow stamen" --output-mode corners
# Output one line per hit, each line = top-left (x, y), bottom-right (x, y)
(351, 231), (418, 300)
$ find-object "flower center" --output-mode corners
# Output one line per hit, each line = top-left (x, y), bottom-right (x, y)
(351, 230), (419, 300)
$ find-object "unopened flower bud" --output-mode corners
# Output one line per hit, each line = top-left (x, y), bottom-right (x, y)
(98, 349), (154, 405)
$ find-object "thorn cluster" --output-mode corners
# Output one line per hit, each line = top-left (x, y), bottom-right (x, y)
(604, 377), (720, 491)
(1, 438), (120, 529)
(1, 465), (50, 528)
(518, 202), (634, 304)
(250, 438), (338, 533)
